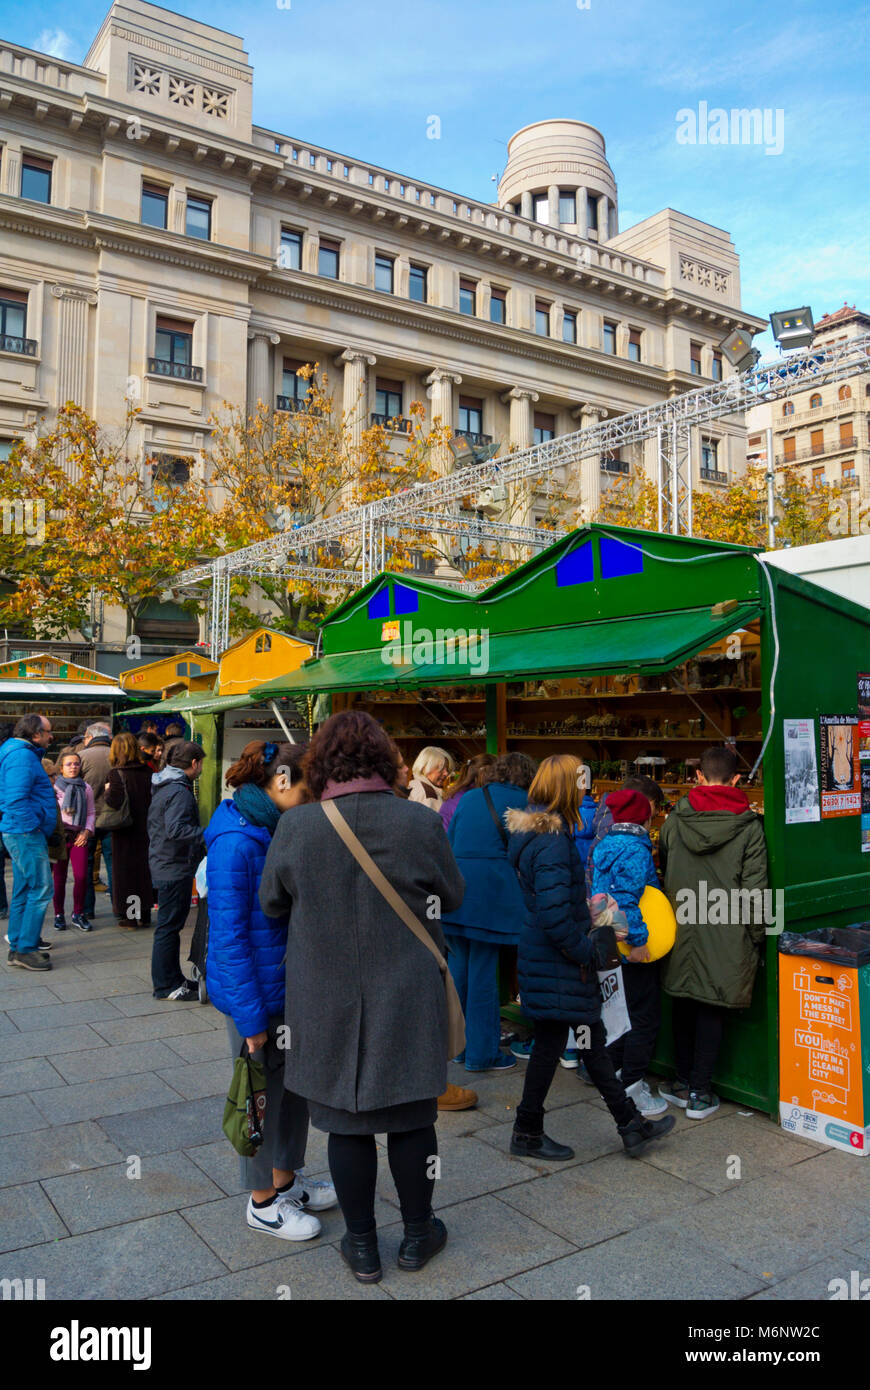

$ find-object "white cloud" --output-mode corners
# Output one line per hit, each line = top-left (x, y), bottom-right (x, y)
(35, 28), (76, 61)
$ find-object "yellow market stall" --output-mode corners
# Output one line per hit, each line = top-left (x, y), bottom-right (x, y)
(0, 654), (127, 755)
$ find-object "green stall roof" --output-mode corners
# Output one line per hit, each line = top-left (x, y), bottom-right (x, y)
(131, 690), (259, 716)
(253, 648), (417, 698)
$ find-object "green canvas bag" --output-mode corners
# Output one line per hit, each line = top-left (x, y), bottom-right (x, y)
(222, 1045), (268, 1157)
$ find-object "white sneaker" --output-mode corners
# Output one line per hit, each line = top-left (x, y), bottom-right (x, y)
(625, 1078), (669, 1117)
(246, 1194), (321, 1241)
(280, 1174), (338, 1212)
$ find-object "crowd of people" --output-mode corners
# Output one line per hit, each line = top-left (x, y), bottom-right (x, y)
(0, 706), (769, 1286)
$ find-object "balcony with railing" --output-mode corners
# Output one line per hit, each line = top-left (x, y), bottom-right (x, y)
(276, 395), (324, 416)
(777, 437), (858, 465)
(0, 334), (38, 356)
(370, 412), (413, 433)
(700, 468), (728, 483)
(841, 476), (859, 489)
(147, 357), (203, 383)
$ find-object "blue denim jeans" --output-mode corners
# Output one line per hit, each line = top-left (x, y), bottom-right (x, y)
(445, 933), (501, 1070)
(2, 831), (53, 954)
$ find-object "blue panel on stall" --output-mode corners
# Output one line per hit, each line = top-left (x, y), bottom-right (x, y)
(600, 536), (644, 579)
(555, 540), (594, 588)
(367, 586), (390, 620)
(393, 584), (419, 616)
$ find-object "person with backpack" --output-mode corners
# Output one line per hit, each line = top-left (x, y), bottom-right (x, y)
(205, 740), (337, 1243)
(147, 740), (206, 1001)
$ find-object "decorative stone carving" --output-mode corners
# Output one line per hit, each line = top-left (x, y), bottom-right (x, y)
(679, 256), (730, 295)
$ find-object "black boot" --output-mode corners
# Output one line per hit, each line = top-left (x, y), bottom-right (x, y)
(618, 1112), (676, 1158)
(510, 1127), (575, 1161)
(339, 1228), (382, 1283)
(397, 1214), (447, 1271)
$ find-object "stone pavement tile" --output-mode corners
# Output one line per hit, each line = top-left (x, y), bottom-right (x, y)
(475, 1099), (625, 1175)
(97, 992), (192, 1018)
(674, 1168), (870, 1283)
(0, 1057), (65, 1097)
(90, 1010), (220, 1045)
(156, 1059), (231, 1100)
(460, 1282), (524, 1300)
(375, 1131), (542, 1213)
(71, 956), (156, 982)
(42, 1151), (225, 1235)
(0, 1023), (107, 1062)
(162, 1030), (232, 1063)
(0, 1013), (19, 1036)
(748, 1250), (859, 1301)
(0, 1121), (124, 1187)
(3, 999), (123, 1032)
(497, 1151), (707, 1248)
(465, 1057), (584, 1122)
(31, 1072), (181, 1126)
(155, 1242), (392, 1300)
(371, 1193), (577, 1301)
(786, 1150), (870, 1215)
(0, 1212), (226, 1300)
(844, 1231), (870, 1262)
(49, 1041), (182, 1084)
(434, 1106), (500, 1137)
(185, 1141), (247, 1197)
(96, 1094), (224, 1156)
(637, 1111), (825, 1194)
(45, 973), (154, 1004)
(0, 1094), (53, 1137)
(505, 1218), (768, 1301)
(0, 1181), (68, 1253)
(0, 983), (61, 1010)
(183, 1192), (389, 1271)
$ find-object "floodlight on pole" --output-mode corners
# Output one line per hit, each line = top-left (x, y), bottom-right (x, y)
(770, 308), (814, 352)
(719, 328), (760, 373)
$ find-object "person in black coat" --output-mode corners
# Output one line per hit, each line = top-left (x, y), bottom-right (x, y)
(147, 740), (206, 1001)
(104, 732), (153, 932)
(506, 754), (675, 1161)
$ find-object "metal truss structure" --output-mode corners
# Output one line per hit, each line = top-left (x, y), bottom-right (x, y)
(174, 331), (870, 656)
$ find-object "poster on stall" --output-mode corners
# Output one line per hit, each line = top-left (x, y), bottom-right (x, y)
(859, 674), (870, 758)
(784, 719), (820, 824)
(819, 715), (861, 817)
(862, 765), (870, 854)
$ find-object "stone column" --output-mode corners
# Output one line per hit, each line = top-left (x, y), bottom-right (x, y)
(572, 404), (607, 521)
(597, 194), (609, 241)
(247, 330), (280, 417)
(51, 285), (97, 479)
(548, 184), (560, 226)
(504, 386), (539, 451)
(577, 185), (588, 235)
(425, 368), (462, 472)
(340, 348), (377, 450)
(1, 148), (20, 197)
(520, 190), (533, 220)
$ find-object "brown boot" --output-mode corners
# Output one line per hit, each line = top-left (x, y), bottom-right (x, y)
(437, 1083), (478, 1112)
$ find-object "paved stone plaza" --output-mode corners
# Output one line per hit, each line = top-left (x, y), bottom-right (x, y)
(1, 893), (868, 1302)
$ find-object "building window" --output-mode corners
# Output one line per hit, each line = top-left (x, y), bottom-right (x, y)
(185, 195), (212, 240)
(690, 341), (702, 375)
(839, 384), (852, 400)
(840, 421), (856, 447)
(490, 288), (506, 325)
(586, 193), (598, 234)
(318, 237), (340, 279)
(748, 435), (761, 447)
(255, 633), (273, 653)
(375, 378), (403, 420)
(458, 396), (483, 436)
(0, 289), (27, 342)
(711, 349), (723, 381)
(326, 159), (334, 173)
(783, 437), (796, 461)
(534, 412), (555, 445)
(279, 228), (302, 270)
(701, 438), (718, 471)
(562, 310), (577, 344)
(628, 328), (642, 363)
(782, 401), (794, 416)
(535, 301), (550, 337)
(842, 463), (856, 482)
(343, 164), (350, 177)
(558, 191), (576, 224)
(20, 154), (52, 203)
(408, 264), (428, 303)
(810, 429), (824, 456)
(811, 466), (827, 487)
(603, 321), (617, 355)
(151, 455), (192, 512)
(809, 393), (822, 408)
(281, 359), (310, 403)
(459, 278), (477, 316)
(152, 316), (196, 379)
(141, 181), (168, 230)
(533, 194), (549, 225)
(375, 254), (394, 294)
(0, 439), (15, 460)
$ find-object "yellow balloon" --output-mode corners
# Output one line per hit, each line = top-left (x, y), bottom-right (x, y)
(617, 885), (677, 962)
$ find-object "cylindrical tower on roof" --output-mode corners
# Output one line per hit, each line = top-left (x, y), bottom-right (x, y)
(497, 119), (618, 241)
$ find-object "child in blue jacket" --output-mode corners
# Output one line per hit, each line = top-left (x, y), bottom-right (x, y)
(590, 788), (668, 1117)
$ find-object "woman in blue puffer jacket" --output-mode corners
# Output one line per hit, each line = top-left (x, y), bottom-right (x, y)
(205, 740), (336, 1243)
(505, 754), (674, 1162)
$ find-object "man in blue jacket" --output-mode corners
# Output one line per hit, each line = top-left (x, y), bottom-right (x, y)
(0, 713), (57, 971)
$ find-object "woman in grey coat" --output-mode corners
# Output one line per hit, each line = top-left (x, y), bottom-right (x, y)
(259, 710), (465, 1285)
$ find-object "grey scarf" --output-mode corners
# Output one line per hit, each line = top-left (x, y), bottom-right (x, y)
(55, 775), (88, 830)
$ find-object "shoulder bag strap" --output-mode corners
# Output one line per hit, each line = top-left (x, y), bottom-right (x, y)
(481, 784), (509, 850)
(321, 798), (447, 977)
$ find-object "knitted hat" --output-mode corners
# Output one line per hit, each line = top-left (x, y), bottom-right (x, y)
(607, 789), (651, 824)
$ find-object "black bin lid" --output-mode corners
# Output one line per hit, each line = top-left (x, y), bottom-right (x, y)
(779, 925), (870, 967)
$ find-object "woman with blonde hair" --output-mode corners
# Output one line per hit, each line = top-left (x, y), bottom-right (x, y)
(408, 746), (454, 811)
(104, 730), (153, 932)
(506, 754), (675, 1161)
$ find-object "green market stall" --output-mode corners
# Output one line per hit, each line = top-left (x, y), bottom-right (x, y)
(251, 523), (870, 1116)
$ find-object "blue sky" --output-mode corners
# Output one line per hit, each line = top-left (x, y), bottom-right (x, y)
(4, 0), (868, 353)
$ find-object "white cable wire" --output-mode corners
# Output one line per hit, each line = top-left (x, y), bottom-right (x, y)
(749, 557), (779, 781)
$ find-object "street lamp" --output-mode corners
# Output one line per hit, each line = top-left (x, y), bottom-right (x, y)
(769, 308), (814, 351)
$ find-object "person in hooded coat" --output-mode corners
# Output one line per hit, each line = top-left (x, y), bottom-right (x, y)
(147, 740), (206, 1001)
(658, 745), (768, 1120)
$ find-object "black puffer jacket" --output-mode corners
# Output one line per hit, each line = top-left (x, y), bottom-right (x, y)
(506, 806), (601, 1023)
(147, 767), (205, 881)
